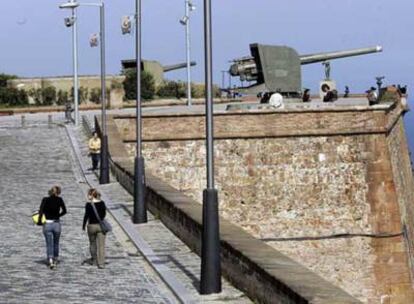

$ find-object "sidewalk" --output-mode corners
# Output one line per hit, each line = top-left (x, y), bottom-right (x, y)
(0, 121), (176, 304)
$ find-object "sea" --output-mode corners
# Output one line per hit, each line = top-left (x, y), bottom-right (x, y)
(404, 98), (414, 162)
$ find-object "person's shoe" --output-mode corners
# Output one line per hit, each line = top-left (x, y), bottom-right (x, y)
(82, 258), (95, 266)
(97, 265), (105, 269)
(48, 258), (56, 270)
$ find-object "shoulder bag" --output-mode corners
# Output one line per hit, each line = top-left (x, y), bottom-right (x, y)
(90, 202), (112, 234)
(32, 211), (46, 225)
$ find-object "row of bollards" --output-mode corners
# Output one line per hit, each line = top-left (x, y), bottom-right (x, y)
(20, 114), (53, 128)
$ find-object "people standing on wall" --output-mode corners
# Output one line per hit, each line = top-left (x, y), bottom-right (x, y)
(37, 186), (67, 269)
(302, 88), (311, 102)
(366, 87), (378, 105)
(344, 86), (350, 98)
(88, 132), (101, 171)
(82, 188), (107, 269)
(321, 84), (338, 102)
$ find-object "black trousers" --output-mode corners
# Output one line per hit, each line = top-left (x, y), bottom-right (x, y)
(91, 153), (100, 170)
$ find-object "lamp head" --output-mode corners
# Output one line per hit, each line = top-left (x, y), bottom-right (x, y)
(89, 33), (99, 47)
(64, 17), (75, 27)
(121, 16), (132, 35)
(189, 3), (196, 11)
(179, 16), (188, 25)
(59, 1), (80, 9)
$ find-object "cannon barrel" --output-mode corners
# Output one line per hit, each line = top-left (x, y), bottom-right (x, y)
(163, 61), (196, 72)
(300, 45), (382, 65)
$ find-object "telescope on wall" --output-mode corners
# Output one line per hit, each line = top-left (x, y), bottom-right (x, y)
(229, 43), (383, 97)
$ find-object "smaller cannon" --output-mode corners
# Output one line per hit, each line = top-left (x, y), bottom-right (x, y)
(121, 59), (196, 85)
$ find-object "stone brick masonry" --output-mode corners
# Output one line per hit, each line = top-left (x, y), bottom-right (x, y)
(114, 100), (414, 303)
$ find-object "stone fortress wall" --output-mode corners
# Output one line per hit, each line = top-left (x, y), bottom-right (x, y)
(112, 98), (414, 303)
(8, 75), (125, 107)
(8, 75), (125, 92)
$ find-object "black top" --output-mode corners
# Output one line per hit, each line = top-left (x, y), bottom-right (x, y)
(82, 201), (106, 230)
(38, 196), (67, 222)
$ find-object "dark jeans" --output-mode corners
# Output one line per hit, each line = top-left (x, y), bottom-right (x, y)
(43, 222), (61, 260)
(91, 153), (100, 170)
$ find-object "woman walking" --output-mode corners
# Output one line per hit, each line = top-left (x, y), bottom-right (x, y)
(38, 186), (67, 269)
(82, 188), (107, 269)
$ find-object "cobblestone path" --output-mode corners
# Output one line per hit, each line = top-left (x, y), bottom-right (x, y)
(0, 124), (177, 304)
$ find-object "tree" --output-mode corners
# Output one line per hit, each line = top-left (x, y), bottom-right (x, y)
(0, 73), (17, 88)
(0, 87), (28, 106)
(123, 69), (155, 101)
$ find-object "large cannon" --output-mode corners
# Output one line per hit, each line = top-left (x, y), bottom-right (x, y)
(229, 44), (382, 97)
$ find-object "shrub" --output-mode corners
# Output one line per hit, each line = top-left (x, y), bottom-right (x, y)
(70, 86), (89, 104)
(41, 87), (57, 106)
(90, 88), (101, 104)
(0, 87), (28, 106)
(194, 84), (220, 99)
(0, 73), (17, 88)
(28, 88), (43, 105)
(157, 80), (186, 99)
(89, 87), (110, 104)
(191, 83), (204, 98)
(123, 69), (155, 100)
(157, 81), (221, 99)
(79, 87), (89, 104)
(111, 80), (123, 90)
(56, 90), (69, 106)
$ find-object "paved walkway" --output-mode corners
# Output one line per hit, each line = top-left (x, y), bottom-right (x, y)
(0, 112), (251, 304)
(0, 119), (176, 303)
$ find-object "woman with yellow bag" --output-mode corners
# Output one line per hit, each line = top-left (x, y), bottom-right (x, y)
(37, 186), (67, 269)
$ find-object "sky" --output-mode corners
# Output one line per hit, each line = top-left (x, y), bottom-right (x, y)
(1, 0), (414, 152)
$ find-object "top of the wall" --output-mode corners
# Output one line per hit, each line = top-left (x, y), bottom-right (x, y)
(115, 99), (408, 141)
(8, 74), (124, 81)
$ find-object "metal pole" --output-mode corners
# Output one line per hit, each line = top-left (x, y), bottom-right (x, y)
(99, 1), (109, 184)
(133, 0), (147, 224)
(185, 0), (192, 106)
(72, 8), (79, 126)
(200, 0), (221, 295)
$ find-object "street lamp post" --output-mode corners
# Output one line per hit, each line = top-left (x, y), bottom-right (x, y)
(200, 0), (222, 295)
(97, 1), (109, 184)
(180, 0), (195, 107)
(133, 0), (147, 224)
(59, 0), (80, 126)
(60, 0), (109, 184)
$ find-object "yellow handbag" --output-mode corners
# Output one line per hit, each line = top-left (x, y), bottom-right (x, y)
(32, 212), (46, 225)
